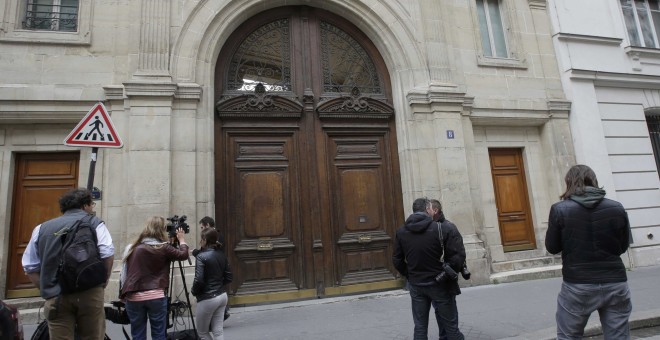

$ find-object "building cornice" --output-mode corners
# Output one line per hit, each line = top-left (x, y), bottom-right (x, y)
(555, 33), (622, 46)
(569, 69), (660, 89)
(0, 100), (99, 124)
(528, 0), (547, 10)
(469, 108), (551, 126)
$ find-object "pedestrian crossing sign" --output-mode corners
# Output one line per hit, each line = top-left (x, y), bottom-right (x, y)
(64, 102), (123, 148)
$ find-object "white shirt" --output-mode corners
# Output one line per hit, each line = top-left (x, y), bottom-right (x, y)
(22, 221), (115, 273)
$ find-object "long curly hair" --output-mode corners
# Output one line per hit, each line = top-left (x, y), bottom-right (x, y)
(560, 164), (599, 200)
(123, 216), (167, 262)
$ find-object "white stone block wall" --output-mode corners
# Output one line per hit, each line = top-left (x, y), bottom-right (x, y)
(0, 0), (581, 298)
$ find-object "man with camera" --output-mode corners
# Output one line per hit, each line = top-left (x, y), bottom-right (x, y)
(393, 198), (465, 340)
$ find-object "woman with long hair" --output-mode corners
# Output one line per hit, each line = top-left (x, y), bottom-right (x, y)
(192, 227), (233, 340)
(120, 216), (189, 340)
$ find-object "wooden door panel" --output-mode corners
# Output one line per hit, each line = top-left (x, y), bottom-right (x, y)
(327, 133), (396, 285)
(226, 132), (302, 294)
(489, 149), (536, 251)
(493, 174), (527, 214)
(8, 153), (79, 297)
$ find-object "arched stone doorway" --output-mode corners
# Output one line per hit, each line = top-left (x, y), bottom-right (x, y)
(214, 6), (404, 302)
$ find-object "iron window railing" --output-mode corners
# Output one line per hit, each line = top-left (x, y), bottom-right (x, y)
(22, 0), (79, 32)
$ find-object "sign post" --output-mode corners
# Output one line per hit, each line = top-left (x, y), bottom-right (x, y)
(64, 102), (123, 190)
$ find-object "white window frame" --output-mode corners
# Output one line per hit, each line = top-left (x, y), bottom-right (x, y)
(478, 0), (510, 58)
(622, 0), (660, 48)
(470, 0), (527, 69)
(0, 0), (92, 45)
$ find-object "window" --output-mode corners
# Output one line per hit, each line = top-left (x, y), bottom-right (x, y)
(647, 114), (660, 176)
(621, 0), (660, 48)
(22, 0), (79, 32)
(476, 0), (508, 58)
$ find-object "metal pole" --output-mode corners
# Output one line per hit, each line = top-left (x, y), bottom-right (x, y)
(87, 147), (98, 190)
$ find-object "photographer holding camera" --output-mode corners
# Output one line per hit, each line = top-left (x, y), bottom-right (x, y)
(393, 198), (466, 340)
(119, 216), (190, 340)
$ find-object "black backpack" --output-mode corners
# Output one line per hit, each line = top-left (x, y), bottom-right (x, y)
(57, 215), (107, 293)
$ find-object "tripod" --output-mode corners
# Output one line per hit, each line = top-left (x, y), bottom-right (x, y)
(168, 241), (198, 339)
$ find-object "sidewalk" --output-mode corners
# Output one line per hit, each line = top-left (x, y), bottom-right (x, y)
(24, 265), (660, 339)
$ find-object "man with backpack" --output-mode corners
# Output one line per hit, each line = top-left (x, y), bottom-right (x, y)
(22, 188), (115, 340)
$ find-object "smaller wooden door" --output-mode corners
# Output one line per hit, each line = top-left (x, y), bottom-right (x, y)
(7, 152), (79, 298)
(488, 148), (536, 252)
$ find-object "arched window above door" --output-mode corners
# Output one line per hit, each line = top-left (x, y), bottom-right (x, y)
(226, 19), (292, 92)
(221, 10), (386, 98)
(320, 21), (382, 94)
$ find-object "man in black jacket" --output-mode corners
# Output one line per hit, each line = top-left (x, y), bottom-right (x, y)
(393, 198), (465, 340)
(546, 164), (632, 339)
(428, 198), (466, 340)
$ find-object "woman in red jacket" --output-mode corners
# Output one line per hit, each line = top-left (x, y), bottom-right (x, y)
(120, 216), (189, 340)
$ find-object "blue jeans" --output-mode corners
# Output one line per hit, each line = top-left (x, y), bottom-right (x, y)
(125, 297), (168, 340)
(433, 299), (459, 340)
(409, 284), (464, 340)
(556, 281), (632, 340)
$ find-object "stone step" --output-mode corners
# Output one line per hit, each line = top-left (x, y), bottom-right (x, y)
(18, 307), (44, 325)
(491, 256), (562, 273)
(500, 249), (550, 261)
(4, 296), (45, 310)
(3, 297), (47, 326)
(489, 264), (563, 284)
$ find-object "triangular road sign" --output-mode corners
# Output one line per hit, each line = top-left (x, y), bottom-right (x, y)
(64, 102), (123, 148)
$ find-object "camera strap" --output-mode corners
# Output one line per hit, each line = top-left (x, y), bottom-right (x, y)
(436, 222), (446, 262)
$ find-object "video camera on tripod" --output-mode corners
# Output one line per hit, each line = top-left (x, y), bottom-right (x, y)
(166, 215), (190, 238)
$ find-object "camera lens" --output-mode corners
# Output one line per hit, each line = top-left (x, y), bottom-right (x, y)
(461, 267), (471, 280)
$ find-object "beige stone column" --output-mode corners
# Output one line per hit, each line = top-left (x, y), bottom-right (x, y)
(406, 84), (489, 286)
(417, 0), (456, 85)
(121, 82), (177, 236)
(134, 0), (171, 81)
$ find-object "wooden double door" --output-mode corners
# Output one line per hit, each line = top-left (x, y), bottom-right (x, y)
(214, 7), (404, 298)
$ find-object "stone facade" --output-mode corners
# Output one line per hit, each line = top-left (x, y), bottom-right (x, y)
(548, 0), (660, 268)
(0, 0), (576, 300)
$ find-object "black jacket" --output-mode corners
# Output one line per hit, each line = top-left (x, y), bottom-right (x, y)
(392, 212), (466, 294)
(545, 187), (630, 283)
(191, 247), (233, 302)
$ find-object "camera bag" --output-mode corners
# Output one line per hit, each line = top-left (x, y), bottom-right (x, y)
(436, 222), (458, 281)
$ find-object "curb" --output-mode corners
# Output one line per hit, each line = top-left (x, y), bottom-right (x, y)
(502, 308), (660, 340)
(229, 289), (409, 314)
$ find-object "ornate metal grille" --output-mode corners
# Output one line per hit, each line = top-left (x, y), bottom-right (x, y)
(320, 21), (381, 94)
(22, 0), (79, 32)
(227, 19), (292, 92)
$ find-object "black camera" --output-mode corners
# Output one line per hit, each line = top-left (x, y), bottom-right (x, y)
(461, 263), (471, 280)
(435, 262), (458, 283)
(166, 215), (190, 238)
